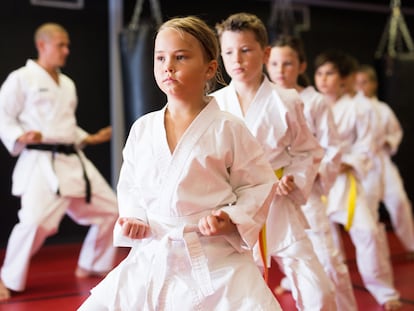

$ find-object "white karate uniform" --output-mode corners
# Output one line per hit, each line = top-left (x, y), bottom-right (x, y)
(373, 96), (414, 252)
(299, 86), (357, 311)
(0, 60), (118, 292)
(327, 93), (400, 305)
(78, 99), (282, 311)
(355, 92), (385, 216)
(212, 78), (336, 311)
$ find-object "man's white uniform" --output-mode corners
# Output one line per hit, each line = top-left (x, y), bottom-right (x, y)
(327, 93), (400, 306)
(78, 99), (282, 311)
(0, 60), (118, 292)
(212, 77), (336, 311)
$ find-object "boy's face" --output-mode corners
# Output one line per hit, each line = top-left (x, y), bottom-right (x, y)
(355, 72), (376, 98)
(219, 30), (269, 84)
(314, 62), (343, 98)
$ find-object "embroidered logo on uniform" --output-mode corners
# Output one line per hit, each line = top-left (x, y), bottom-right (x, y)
(38, 88), (49, 92)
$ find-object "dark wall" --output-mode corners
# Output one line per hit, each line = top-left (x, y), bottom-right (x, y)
(0, 0), (413, 247)
(0, 0), (111, 247)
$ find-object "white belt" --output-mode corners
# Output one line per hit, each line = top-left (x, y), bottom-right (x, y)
(146, 211), (215, 309)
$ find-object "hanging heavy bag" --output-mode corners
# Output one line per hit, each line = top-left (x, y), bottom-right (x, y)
(119, 0), (166, 133)
(373, 1), (414, 204)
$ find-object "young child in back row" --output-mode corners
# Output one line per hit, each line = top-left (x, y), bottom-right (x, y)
(77, 15), (283, 310)
(211, 12), (336, 311)
(355, 64), (414, 255)
(266, 35), (357, 311)
(314, 49), (401, 311)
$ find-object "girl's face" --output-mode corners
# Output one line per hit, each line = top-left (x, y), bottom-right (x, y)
(154, 28), (216, 100)
(355, 72), (377, 98)
(314, 62), (343, 98)
(219, 30), (269, 85)
(266, 46), (306, 89)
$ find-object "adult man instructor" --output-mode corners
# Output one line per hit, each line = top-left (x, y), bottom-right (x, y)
(0, 23), (118, 300)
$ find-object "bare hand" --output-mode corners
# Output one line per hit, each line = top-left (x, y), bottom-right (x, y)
(83, 126), (112, 145)
(118, 217), (150, 239)
(17, 131), (42, 144)
(275, 175), (296, 196)
(198, 210), (237, 236)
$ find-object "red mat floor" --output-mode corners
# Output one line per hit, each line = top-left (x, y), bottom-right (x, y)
(0, 227), (413, 310)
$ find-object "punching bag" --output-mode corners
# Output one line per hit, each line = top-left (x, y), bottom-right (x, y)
(376, 53), (414, 204)
(119, 0), (166, 133)
(374, 0), (414, 207)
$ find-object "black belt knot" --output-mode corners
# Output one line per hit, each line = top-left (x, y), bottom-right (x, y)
(26, 143), (91, 203)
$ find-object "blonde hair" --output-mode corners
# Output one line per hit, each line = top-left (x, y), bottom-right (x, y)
(158, 16), (226, 93)
(34, 23), (68, 44)
(357, 64), (378, 83)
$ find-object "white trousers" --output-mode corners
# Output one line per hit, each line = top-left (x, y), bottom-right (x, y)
(272, 237), (337, 311)
(382, 156), (414, 251)
(0, 164), (118, 291)
(302, 189), (357, 311)
(330, 172), (400, 305)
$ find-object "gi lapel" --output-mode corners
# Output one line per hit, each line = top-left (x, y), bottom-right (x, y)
(243, 79), (270, 128)
(156, 99), (219, 208)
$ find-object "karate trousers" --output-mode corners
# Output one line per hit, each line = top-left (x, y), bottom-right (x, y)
(0, 164), (118, 292)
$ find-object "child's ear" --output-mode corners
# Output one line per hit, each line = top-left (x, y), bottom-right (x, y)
(263, 46), (271, 64)
(206, 60), (218, 79)
(299, 61), (307, 74)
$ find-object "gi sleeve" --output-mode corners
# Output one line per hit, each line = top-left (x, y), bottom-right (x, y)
(282, 96), (325, 205)
(221, 121), (277, 251)
(0, 72), (27, 156)
(114, 121), (149, 247)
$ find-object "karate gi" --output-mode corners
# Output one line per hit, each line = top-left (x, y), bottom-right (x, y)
(78, 98), (282, 311)
(372, 96), (414, 252)
(212, 77), (336, 311)
(0, 60), (118, 292)
(299, 86), (357, 311)
(327, 93), (400, 305)
(355, 92), (385, 216)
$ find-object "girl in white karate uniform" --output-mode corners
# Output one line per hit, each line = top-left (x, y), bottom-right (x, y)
(266, 35), (357, 311)
(78, 16), (283, 311)
(212, 13), (336, 311)
(314, 50), (401, 311)
(355, 65), (414, 254)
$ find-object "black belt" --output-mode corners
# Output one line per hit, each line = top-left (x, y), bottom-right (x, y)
(26, 143), (91, 203)
(27, 143), (77, 154)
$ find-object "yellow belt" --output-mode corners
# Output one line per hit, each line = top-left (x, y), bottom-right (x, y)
(274, 167), (284, 179)
(344, 172), (357, 231)
(259, 225), (268, 283)
(258, 167), (284, 284)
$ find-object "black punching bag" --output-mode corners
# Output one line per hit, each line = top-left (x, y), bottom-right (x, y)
(373, 0), (414, 205)
(376, 53), (414, 203)
(120, 0), (166, 133)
